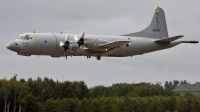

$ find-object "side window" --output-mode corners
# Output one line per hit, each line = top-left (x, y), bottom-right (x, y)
(23, 34), (29, 40)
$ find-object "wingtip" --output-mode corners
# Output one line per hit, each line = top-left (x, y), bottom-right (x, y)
(178, 35), (184, 38)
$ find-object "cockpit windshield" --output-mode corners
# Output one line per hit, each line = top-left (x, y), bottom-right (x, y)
(19, 36), (24, 39)
(18, 34), (30, 40)
(23, 34), (29, 40)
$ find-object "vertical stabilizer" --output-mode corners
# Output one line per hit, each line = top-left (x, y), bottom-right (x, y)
(122, 7), (168, 39)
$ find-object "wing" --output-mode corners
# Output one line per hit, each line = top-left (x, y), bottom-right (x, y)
(101, 47), (121, 56)
(83, 40), (130, 55)
(98, 41), (130, 48)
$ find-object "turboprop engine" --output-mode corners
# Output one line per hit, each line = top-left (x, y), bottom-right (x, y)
(68, 42), (79, 52)
(59, 31), (85, 52)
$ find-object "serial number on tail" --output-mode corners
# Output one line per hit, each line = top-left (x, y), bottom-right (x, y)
(153, 29), (160, 32)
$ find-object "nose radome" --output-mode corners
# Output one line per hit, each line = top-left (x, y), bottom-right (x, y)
(6, 42), (12, 49)
(6, 40), (19, 52)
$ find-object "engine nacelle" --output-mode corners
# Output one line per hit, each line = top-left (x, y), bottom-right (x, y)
(69, 43), (79, 52)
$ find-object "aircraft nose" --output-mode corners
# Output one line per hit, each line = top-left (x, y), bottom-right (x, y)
(6, 40), (19, 52)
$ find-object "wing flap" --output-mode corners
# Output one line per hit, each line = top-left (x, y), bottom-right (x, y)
(154, 35), (184, 43)
(101, 48), (121, 56)
(98, 41), (130, 48)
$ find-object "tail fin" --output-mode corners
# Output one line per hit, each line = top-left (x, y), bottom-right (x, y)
(122, 6), (168, 39)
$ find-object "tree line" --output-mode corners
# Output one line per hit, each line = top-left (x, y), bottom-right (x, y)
(43, 95), (200, 112)
(0, 75), (199, 112)
(164, 80), (189, 91)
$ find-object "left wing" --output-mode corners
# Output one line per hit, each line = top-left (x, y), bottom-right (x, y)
(98, 41), (130, 48)
(101, 47), (121, 56)
(83, 40), (130, 55)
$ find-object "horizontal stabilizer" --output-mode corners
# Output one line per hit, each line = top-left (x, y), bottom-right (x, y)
(98, 41), (130, 48)
(154, 35), (184, 43)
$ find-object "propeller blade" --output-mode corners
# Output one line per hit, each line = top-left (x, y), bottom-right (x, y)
(74, 31), (85, 42)
(64, 47), (67, 51)
(81, 31), (85, 38)
(74, 35), (79, 42)
(65, 34), (69, 41)
(60, 41), (64, 46)
(75, 31), (85, 47)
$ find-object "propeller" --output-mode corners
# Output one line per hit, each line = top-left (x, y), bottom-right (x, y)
(60, 31), (85, 52)
(76, 31), (85, 47)
(60, 34), (70, 51)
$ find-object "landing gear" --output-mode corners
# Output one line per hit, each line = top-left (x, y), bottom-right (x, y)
(87, 56), (91, 59)
(97, 56), (101, 60)
(66, 56), (67, 59)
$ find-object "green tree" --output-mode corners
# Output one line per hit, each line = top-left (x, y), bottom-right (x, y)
(0, 78), (10, 112)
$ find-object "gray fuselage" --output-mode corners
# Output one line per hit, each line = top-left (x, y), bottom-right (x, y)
(8, 33), (179, 58)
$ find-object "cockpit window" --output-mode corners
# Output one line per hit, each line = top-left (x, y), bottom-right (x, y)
(23, 34), (29, 40)
(19, 36), (24, 39)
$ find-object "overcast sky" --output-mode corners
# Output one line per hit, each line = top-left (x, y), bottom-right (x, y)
(1, 1), (200, 87)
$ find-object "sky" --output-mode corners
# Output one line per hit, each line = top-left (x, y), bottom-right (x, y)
(1, 1), (200, 87)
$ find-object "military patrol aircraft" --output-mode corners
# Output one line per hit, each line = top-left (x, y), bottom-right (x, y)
(6, 7), (198, 60)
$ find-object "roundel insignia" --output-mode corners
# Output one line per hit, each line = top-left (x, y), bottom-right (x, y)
(156, 10), (162, 15)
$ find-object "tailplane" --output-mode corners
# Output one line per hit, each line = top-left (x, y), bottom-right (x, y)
(154, 35), (184, 43)
(122, 6), (168, 39)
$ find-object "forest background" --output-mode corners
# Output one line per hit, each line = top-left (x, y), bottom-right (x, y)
(0, 75), (199, 112)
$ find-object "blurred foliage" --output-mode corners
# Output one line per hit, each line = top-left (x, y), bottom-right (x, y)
(0, 75), (199, 112)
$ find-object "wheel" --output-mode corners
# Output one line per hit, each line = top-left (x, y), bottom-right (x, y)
(97, 56), (101, 60)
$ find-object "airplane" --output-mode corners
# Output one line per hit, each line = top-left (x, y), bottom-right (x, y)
(6, 7), (198, 60)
